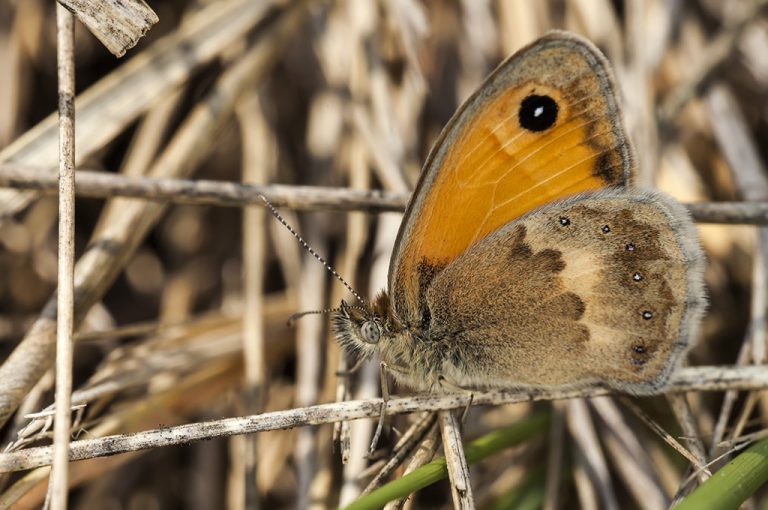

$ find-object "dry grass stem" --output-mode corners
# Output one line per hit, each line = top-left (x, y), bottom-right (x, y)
(543, 401), (565, 510)
(1, 165), (406, 211)
(591, 397), (667, 509)
(567, 399), (618, 510)
(236, 89), (272, 509)
(48, 6), (76, 509)
(439, 410), (474, 509)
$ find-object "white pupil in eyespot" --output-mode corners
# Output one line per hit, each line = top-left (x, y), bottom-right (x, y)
(534, 106), (544, 117)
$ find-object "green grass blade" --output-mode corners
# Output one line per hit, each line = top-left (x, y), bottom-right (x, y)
(675, 438), (768, 510)
(342, 411), (549, 510)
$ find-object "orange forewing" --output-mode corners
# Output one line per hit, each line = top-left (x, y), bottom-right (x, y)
(389, 32), (635, 320)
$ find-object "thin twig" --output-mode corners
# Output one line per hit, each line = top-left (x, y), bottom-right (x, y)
(3, 166), (768, 224)
(48, 5), (76, 509)
(726, 392), (762, 451)
(620, 397), (709, 474)
(717, 427), (768, 451)
(666, 393), (708, 486)
(0, 165), (408, 213)
(2, 365), (768, 474)
(685, 202), (768, 225)
(709, 342), (752, 456)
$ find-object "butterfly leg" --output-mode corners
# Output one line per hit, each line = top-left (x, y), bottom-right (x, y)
(368, 362), (390, 456)
(368, 361), (411, 456)
(438, 375), (475, 423)
(335, 355), (368, 377)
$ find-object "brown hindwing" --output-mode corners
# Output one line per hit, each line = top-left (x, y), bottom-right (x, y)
(422, 188), (705, 393)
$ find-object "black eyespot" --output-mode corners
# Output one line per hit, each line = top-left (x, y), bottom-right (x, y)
(601, 225), (611, 234)
(633, 272), (643, 282)
(626, 243), (636, 252)
(630, 344), (649, 366)
(519, 95), (558, 132)
(559, 216), (571, 226)
(642, 310), (653, 320)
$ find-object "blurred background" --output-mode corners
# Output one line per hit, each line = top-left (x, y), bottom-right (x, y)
(1, 0), (767, 508)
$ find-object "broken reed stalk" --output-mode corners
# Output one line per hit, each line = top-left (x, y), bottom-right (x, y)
(56, 0), (158, 57)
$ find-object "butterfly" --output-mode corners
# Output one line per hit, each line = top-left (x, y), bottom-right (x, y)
(333, 31), (705, 395)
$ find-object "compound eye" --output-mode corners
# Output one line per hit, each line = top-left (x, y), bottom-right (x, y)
(360, 321), (380, 344)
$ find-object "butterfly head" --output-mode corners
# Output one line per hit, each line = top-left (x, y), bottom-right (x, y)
(333, 293), (396, 360)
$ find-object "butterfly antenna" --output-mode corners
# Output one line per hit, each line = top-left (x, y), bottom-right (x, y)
(287, 307), (339, 326)
(288, 302), (370, 326)
(259, 195), (367, 306)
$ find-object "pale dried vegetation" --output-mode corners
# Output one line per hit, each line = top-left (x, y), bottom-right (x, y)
(1, 0), (768, 508)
